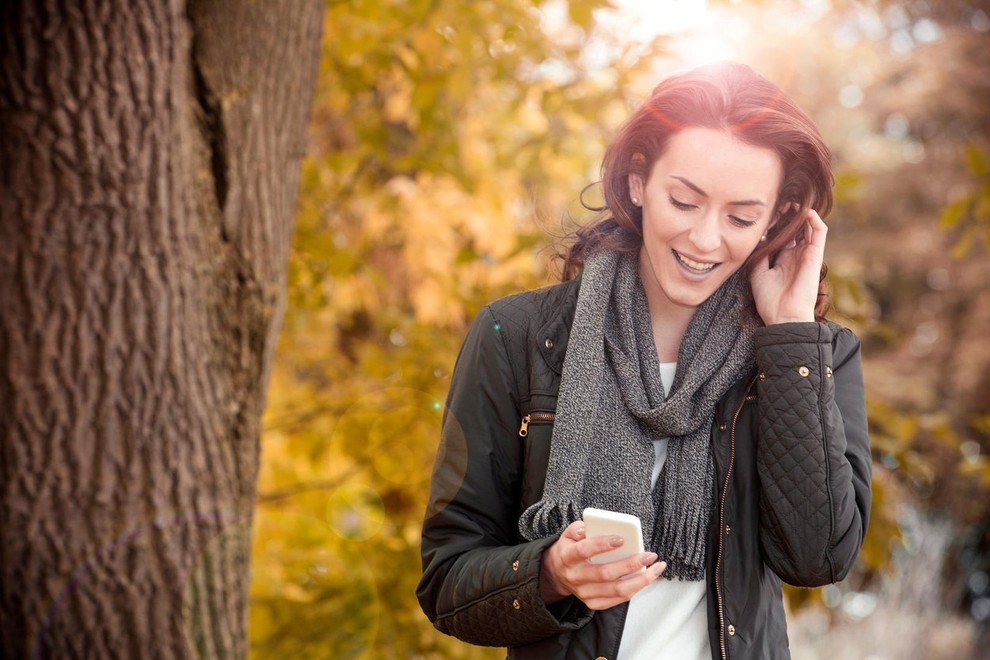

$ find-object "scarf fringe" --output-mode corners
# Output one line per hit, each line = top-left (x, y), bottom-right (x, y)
(656, 490), (711, 580)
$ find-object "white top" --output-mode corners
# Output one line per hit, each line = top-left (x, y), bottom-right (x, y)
(616, 362), (712, 660)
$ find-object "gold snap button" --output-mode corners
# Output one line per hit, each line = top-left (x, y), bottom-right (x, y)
(728, 624), (736, 636)
(512, 599), (521, 610)
(512, 560), (519, 571)
(595, 657), (608, 660)
(719, 423), (727, 431)
(758, 371), (765, 380)
(798, 366), (810, 377)
(826, 367), (833, 377)
(545, 338), (554, 349)
(725, 525), (731, 535)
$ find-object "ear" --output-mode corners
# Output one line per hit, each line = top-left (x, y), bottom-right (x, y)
(628, 173), (644, 202)
(628, 152), (648, 203)
(770, 200), (796, 230)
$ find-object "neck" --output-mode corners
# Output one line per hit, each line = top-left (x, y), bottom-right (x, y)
(649, 307), (692, 363)
(638, 251), (697, 363)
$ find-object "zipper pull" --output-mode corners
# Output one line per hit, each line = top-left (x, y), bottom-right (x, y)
(519, 414), (531, 437)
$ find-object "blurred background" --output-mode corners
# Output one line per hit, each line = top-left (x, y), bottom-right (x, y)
(248, 0), (990, 657)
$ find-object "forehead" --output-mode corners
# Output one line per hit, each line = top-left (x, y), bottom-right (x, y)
(651, 127), (782, 201)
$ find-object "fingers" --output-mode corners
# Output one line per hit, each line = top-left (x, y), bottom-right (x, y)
(776, 200), (796, 221)
(580, 560), (668, 610)
(565, 532), (625, 563)
(807, 207), (827, 229)
(806, 208), (828, 250)
(791, 210), (826, 280)
(777, 209), (825, 264)
(593, 551), (658, 583)
(560, 519), (586, 541)
(562, 546), (666, 608)
(543, 520), (669, 610)
(557, 521), (629, 567)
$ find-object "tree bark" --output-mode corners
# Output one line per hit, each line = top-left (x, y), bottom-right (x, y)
(0, 1), (324, 657)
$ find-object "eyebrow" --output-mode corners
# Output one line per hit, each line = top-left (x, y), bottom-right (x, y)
(670, 175), (767, 207)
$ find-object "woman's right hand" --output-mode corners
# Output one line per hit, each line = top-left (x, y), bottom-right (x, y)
(539, 520), (667, 610)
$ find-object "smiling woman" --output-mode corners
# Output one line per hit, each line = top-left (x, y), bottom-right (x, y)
(418, 61), (871, 660)
(629, 127), (784, 358)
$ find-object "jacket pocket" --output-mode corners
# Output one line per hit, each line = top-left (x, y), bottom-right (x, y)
(518, 409), (556, 511)
(518, 411), (556, 437)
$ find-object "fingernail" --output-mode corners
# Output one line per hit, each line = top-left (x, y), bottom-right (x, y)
(641, 552), (658, 566)
(654, 561), (667, 576)
(609, 536), (624, 547)
(577, 525), (585, 536)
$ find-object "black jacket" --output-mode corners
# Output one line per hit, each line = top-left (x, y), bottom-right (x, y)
(418, 278), (872, 659)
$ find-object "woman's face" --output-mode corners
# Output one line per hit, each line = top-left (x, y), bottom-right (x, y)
(629, 127), (782, 316)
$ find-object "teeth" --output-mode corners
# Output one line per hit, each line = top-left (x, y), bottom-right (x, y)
(675, 251), (716, 272)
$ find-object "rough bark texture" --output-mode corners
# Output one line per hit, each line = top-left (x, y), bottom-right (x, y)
(0, 1), (324, 657)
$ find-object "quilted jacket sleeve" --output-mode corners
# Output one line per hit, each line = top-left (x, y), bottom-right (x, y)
(754, 321), (871, 587)
(416, 306), (593, 647)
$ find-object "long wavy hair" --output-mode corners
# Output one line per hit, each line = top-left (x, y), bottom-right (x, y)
(560, 61), (834, 321)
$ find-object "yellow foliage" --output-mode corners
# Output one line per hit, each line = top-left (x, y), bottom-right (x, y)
(250, 0), (990, 654)
(250, 0), (665, 654)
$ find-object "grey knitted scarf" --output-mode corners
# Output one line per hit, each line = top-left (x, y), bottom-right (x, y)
(518, 248), (755, 580)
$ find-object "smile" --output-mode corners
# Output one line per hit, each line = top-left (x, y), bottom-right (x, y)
(673, 250), (719, 273)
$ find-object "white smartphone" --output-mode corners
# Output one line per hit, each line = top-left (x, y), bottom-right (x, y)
(581, 507), (645, 570)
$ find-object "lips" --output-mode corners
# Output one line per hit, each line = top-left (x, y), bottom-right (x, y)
(673, 249), (719, 274)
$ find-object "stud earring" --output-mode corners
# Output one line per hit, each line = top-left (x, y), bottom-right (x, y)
(760, 233), (767, 242)
(631, 195), (640, 206)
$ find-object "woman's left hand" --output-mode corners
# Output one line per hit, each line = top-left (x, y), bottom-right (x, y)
(750, 208), (827, 325)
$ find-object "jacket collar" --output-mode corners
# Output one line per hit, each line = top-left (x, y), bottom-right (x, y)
(536, 275), (581, 376)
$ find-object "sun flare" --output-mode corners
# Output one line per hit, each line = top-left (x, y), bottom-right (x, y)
(608, 0), (709, 37)
(602, 0), (752, 67)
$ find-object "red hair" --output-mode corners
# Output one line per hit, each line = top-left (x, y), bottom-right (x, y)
(560, 61), (833, 321)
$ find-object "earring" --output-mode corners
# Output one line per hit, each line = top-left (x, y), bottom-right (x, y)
(631, 195), (640, 206)
(760, 233), (767, 242)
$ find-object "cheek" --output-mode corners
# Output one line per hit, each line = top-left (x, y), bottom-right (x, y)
(643, 209), (678, 240)
(729, 235), (764, 262)
(639, 214), (658, 244)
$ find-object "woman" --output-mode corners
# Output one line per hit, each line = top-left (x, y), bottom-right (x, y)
(417, 61), (872, 660)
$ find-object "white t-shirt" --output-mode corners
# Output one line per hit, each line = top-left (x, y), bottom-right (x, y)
(616, 362), (712, 660)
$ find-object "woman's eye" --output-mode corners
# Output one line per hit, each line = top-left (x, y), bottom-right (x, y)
(729, 215), (758, 228)
(670, 196), (695, 210)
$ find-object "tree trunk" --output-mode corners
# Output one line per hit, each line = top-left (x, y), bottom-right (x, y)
(0, 1), (324, 657)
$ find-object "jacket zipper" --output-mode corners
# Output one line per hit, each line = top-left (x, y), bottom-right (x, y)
(518, 412), (555, 437)
(716, 382), (758, 660)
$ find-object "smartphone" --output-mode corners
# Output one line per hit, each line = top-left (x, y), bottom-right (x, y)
(582, 507), (645, 571)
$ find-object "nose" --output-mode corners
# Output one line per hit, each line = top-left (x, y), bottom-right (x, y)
(687, 212), (722, 253)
